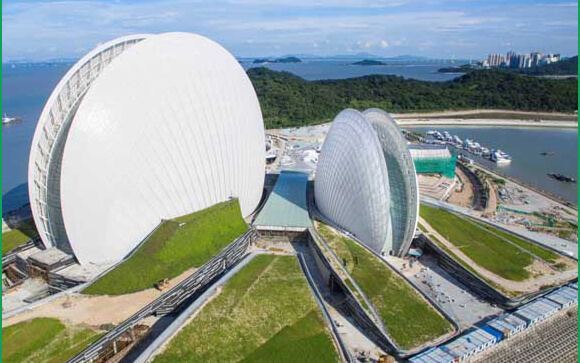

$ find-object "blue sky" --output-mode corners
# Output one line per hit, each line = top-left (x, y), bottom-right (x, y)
(2, 0), (578, 61)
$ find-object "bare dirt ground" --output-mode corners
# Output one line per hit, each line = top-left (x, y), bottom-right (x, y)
(483, 180), (498, 214)
(2, 266), (199, 328)
(418, 174), (454, 200)
(447, 168), (474, 208)
(419, 217), (578, 296)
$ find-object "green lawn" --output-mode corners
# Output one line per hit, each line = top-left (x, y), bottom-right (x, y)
(472, 220), (561, 265)
(420, 205), (532, 281)
(2, 219), (38, 255)
(83, 199), (249, 295)
(2, 318), (102, 363)
(426, 234), (519, 296)
(153, 255), (339, 363)
(318, 224), (453, 350)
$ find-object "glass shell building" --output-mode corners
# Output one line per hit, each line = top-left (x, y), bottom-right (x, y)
(28, 33), (265, 265)
(315, 109), (419, 257)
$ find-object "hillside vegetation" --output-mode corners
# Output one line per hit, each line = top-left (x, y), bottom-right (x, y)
(317, 223), (453, 350)
(2, 318), (102, 363)
(83, 199), (248, 295)
(152, 255), (339, 363)
(247, 67), (578, 128)
(2, 219), (38, 255)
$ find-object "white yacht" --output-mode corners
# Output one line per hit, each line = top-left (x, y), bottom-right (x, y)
(490, 149), (512, 164)
(2, 114), (22, 124)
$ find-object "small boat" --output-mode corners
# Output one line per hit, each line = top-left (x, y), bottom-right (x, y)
(540, 151), (555, 156)
(2, 114), (22, 124)
(490, 149), (512, 164)
(548, 173), (576, 183)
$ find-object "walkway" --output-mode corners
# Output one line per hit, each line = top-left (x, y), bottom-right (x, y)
(253, 170), (312, 231)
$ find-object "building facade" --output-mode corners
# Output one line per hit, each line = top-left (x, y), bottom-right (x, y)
(487, 54), (505, 67)
(29, 33), (265, 265)
(363, 109), (419, 256)
(314, 109), (419, 256)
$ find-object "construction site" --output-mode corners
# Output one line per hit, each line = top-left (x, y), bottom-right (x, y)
(3, 120), (578, 363)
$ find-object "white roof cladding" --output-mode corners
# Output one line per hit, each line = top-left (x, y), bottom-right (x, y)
(30, 32), (265, 265)
(315, 108), (418, 256)
(315, 109), (391, 255)
(28, 34), (150, 256)
(364, 108), (419, 256)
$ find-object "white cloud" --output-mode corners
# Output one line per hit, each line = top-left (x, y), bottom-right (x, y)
(1, 0), (577, 60)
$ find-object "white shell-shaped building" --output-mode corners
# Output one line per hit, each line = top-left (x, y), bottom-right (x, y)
(28, 33), (265, 265)
(315, 109), (418, 256)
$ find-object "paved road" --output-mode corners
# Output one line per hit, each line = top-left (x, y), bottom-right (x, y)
(393, 255), (501, 330)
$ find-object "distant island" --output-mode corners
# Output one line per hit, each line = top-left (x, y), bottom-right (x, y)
(352, 59), (386, 66)
(437, 64), (476, 73)
(246, 67), (578, 129)
(253, 56), (302, 64)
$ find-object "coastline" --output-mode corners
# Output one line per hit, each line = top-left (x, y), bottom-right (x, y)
(392, 109), (577, 128)
(397, 118), (578, 128)
(470, 162), (577, 211)
(392, 109), (577, 118)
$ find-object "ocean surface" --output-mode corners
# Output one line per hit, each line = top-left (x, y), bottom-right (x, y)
(241, 60), (461, 81)
(2, 64), (70, 212)
(408, 126), (578, 203)
(1, 62), (576, 212)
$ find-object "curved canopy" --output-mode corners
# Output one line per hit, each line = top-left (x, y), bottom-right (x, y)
(30, 33), (265, 265)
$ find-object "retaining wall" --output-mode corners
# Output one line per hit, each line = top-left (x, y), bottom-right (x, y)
(417, 234), (566, 309)
(66, 229), (257, 363)
(306, 229), (402, 355)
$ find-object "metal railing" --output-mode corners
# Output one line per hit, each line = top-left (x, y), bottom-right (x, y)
(66, 229), (257, 363)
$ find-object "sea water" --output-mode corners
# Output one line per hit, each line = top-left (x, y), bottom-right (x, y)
(408, 126), (578, 203)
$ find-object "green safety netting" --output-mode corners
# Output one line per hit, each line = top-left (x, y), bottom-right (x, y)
(413, 151), (456, 179)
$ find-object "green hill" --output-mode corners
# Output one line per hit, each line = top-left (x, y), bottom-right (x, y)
(247, 67), (578, 129)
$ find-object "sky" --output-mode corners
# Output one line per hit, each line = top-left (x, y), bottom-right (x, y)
(2, 0), (578, 61)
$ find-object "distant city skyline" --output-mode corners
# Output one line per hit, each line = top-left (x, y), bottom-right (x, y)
(2, 0), (578, 62)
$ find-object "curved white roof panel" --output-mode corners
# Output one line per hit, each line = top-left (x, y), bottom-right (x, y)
(314, 109), (391, 255)
(28, 34), (150, 256)
(315, 109), (418, 256)
(30, 33), (265, 265)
